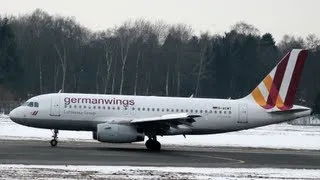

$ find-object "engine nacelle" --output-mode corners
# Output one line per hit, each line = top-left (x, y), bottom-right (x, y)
(97, 123), (144, 143)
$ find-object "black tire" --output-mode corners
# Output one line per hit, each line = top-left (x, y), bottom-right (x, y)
(145, 139), (153, 149)
(50, 139), (58, 147)
(153, 141), (161, 151)
(145, 139), (161, 151)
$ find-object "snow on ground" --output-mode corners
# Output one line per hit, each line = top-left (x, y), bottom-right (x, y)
(1, 115), (320, 150)
(0, 165), (319, 180)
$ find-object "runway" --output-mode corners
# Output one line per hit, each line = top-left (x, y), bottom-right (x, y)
(0, 139), (319, 169)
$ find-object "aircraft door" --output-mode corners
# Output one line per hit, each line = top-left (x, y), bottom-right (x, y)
(238, 104), (248, 123)
(50, 94), (61, 116)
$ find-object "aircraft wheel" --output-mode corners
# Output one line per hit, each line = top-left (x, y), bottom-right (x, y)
(145, 139), (161, 151)
(153, 141), (161, 151)
(50, 139), (58, 147)
(145, 139), (153, 149)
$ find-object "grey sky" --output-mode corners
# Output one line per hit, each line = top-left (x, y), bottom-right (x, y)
(0, 0), (318, 41)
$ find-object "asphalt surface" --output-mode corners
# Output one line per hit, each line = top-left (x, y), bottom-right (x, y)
(0, 139), (319, 169)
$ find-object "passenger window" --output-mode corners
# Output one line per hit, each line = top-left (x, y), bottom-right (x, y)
(171, 109), (174, 112)
(181, 109), (184, 112)
(195, 110), (198, 113)
(200, 110), (203, 113)
(74, 105), (77, 108)
(205, 110), (208, 113)
(186, 109), (188, 112)
(132, 107), (135, 111)
(176, 109), (179, 112)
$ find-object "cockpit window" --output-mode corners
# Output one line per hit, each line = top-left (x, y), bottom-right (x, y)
(22, 101), (39, 107)
(27, 102), (34, 107)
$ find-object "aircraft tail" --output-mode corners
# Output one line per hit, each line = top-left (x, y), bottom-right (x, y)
(244, 49), (308, 111)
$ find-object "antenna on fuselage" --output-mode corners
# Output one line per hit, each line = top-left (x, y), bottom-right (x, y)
(58, 89), (63, 93)
(189, 94), (194, 98)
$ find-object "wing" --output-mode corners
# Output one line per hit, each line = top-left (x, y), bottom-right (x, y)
(130, 113), (200, 136)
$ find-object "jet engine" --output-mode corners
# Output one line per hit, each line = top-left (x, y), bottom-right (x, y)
(96, 123), (144, 143)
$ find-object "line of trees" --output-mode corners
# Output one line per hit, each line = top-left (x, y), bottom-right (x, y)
(0, 9), (320, 108)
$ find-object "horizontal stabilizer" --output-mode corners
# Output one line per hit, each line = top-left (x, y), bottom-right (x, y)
(268, 105), (311, 114)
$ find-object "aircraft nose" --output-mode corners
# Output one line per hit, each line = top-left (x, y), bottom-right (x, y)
(9, 108), (18, 119)
(9, 107), (23, 123)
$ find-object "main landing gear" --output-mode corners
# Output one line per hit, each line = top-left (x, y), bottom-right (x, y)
(145, 136), (161, 151)
(50, 129), (59, 147)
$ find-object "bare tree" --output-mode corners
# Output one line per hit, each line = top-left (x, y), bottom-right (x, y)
(195, 33), (212, 97)
(168, 24), (193, 96)
(103, 44), (113, 94)
(54, 43), (67, 92)
(116, 22), (135, 95)
(306, 34), (320, 51)
(132, 20), (154, 95)
(165, 64), (170, 96)
(53, 64), (61, 92)
(231, 21), (260, 36)
(278, 35), (305, 53)
(195, 47), (205, 97)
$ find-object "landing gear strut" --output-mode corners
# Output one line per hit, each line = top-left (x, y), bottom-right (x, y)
(145, 136), (161, 151)
(50, 129), (59, 147)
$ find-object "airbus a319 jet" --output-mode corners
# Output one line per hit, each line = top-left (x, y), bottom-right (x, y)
(9, 49), (311, 151)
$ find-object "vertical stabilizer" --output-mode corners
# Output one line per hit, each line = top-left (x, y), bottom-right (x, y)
(244, 49), (308, 111)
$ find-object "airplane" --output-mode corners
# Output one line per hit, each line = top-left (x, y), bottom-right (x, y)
(9, 49), (311, 151)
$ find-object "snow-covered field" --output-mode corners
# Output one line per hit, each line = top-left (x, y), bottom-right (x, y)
(0, 165), (319, 180)
(1, 115), (320, 179)
(1, 115), (320, 150)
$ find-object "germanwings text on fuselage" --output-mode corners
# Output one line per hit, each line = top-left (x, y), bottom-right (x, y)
(64, 97), (135, 107)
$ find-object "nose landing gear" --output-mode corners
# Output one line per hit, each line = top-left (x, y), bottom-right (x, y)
(145, 136), (161, 151)
(50, 129), (59, 147)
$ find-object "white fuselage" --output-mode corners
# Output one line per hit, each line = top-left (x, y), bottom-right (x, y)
(9, 93), (310, 136)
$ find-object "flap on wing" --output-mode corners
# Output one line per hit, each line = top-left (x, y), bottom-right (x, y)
(130, 113), (200, 124)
